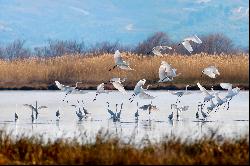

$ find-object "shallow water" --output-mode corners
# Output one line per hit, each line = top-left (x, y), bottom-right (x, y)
(0, 90), (248, 143)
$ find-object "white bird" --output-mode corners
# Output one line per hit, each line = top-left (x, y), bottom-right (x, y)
(179, 35), (202, 53)
(55, 81), (88, 102)
(129, 79), (155, 103)
(109, 78), (127, 95)
(197, 82), (215, 103)
(168, 85), (192, 97)
(93, 83), (109, 101)
(152, 45), (172, 56)
(158, 61), (181, 82)
(201, 66), (220, 78)
(220, 83), (240, 100)
(108, 50), (134, 71)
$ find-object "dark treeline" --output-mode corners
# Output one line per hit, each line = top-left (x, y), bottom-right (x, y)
(0, 32), (248, 60)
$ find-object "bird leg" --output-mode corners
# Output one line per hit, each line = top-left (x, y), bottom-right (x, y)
(108, 65), (117, 71)
(129, 93), (136, 103)
(93, 93), (99, 102)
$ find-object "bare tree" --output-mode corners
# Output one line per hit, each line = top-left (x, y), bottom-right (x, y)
(134, 32), (171, 55)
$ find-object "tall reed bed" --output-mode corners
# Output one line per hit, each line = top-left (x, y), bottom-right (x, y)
(0, 53), (248, 89)
(0, 129), (248, 164)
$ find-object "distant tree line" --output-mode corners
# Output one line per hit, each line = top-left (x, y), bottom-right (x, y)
(0, 32), (248, 60)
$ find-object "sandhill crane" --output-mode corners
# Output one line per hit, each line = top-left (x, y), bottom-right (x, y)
(15, 113), (18, 122)
(23, 101), (47, 120)
(135, 102), (139, 120)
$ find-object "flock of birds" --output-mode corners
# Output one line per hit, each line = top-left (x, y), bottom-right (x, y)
(12, 35), (240, 125)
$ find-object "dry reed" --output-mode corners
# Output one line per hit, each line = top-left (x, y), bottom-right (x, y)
(0, 129), (248, 165)
(0, 53), (248, 89)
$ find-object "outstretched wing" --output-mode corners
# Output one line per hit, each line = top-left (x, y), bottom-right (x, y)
(210, 66), (220, 75)
(182, 41), (193, 53)
(108, 109), (115, 116)
(139, 91), (155, 99)
(152, 46), (163, 56)
(23, 104), (35, 110)
(38, 106), (47, 109)
(55, 81), (65, 90)
(112, 82), (127, 94)
(197, 82), (211, 96)
(184, 35), (202, 44)
(220, 83), (232, 91)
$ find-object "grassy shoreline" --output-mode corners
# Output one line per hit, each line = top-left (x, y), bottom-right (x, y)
(0, 129), (248, 165)
(0, 53), (248, 90)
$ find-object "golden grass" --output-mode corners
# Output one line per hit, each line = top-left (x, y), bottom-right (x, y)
(0, 129), (248, 165)
(0, 53), (248, 89)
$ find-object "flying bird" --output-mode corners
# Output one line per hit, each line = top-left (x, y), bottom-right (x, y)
(158, 61), (181, 82)
(201, 66), (220, 78)
(220, 83), (240, 100)
(179, 35), (202, 53)
(93, 83), (109, 101)
(129, 79), (155, 103)
(152, 45), (172, 56)
(109, 77), (127, 95)
(55, 81), (88, 101)
(108, 50), (134, 71)
(197, 82), (215, 103)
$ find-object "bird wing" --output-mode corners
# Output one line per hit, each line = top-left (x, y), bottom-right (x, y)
(152, 46), (163, 56)
(220, 83), (232, 91)
(159, 64), (168, 81)
(108, 109), (115, 116)
(55, 81), (65, 90)
(97, 83), (105, 93)
(38, 106), (47, 109)
(139, 91), (155, 99)
(210, 66), (220, 75)
(197, 82), (210, 96)
(23, 104), (35, 110)
(134, 79), (146, 91)
(184, 35), (202, 44)
(70, 89), (88, 94)
(112, 82), (127, 94)
(182, 41), (193, 53)
(162, 46), (172, 50)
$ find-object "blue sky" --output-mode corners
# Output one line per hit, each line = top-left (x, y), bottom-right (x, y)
(0, 0), (249, 48)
